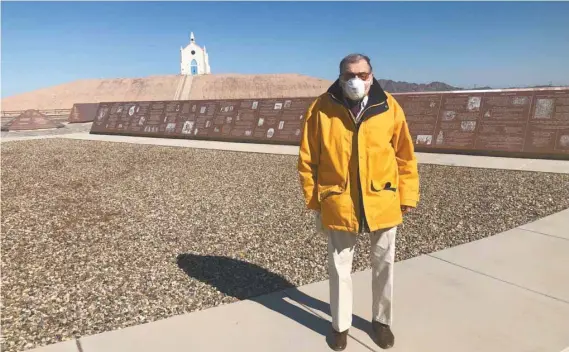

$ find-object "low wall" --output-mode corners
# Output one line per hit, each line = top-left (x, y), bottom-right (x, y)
(88, 87), (569, 160)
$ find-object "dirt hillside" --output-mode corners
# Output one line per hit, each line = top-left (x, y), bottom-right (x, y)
(188, 73), (332, 100)
(1, 76), (181, 111)
(1, 74), (332, 111)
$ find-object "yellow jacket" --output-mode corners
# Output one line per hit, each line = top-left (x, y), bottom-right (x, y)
(297, 79), (420, 233)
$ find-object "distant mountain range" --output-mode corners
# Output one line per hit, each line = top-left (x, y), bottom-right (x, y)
(377, 79), (462, 92)
(377, 79), (561, 93)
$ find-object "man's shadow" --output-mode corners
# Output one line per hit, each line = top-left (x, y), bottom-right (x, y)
(176, 253), (375, 349)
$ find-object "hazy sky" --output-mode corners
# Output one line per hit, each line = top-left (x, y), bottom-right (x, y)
(2, 1), (569, 97)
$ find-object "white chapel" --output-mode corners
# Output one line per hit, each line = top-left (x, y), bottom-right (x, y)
(180, 32), (211, 76)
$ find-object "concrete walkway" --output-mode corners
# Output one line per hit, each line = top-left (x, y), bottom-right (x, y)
(0, 123), (92, 142)
(26, 132), (569, 174)
(28, 208), (569, 352)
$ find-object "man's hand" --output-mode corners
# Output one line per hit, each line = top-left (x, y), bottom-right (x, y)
(401, 205), (414, 214)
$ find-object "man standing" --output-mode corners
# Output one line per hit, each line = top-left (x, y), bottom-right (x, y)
(298, 54), (420, 350)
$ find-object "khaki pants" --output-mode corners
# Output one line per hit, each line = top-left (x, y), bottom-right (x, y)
(317, 214), (396, 332)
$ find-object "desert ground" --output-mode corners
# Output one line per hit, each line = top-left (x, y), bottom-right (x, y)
(2, 138), (568, 351)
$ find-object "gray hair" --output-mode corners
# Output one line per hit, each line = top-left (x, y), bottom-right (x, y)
(339, 53), (373, 74)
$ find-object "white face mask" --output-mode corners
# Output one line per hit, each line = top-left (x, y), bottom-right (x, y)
(342, 77), (371, 101)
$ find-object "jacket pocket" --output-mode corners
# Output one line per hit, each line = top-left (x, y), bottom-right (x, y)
(371, 180), (397, 193)
(317, 184), (345, 202)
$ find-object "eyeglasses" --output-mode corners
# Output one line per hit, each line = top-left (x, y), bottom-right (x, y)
(340, 71), (371, 81)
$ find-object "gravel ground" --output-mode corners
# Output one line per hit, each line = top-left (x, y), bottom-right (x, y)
(1, 138), (568, 352)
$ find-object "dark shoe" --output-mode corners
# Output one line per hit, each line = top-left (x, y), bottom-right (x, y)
(327, 328), (348, 351)
(372, 321), (394, 349)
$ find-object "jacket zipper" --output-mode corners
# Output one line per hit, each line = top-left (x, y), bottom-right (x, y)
(328, 93), (385, 234)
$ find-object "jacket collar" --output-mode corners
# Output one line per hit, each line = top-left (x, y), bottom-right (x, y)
(327, 77), (388, 108)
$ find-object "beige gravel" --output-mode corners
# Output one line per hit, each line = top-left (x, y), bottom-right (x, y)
(1, 139), (568, 352)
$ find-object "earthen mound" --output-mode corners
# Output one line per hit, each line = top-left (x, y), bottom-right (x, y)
(1, 74), (332, 111)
